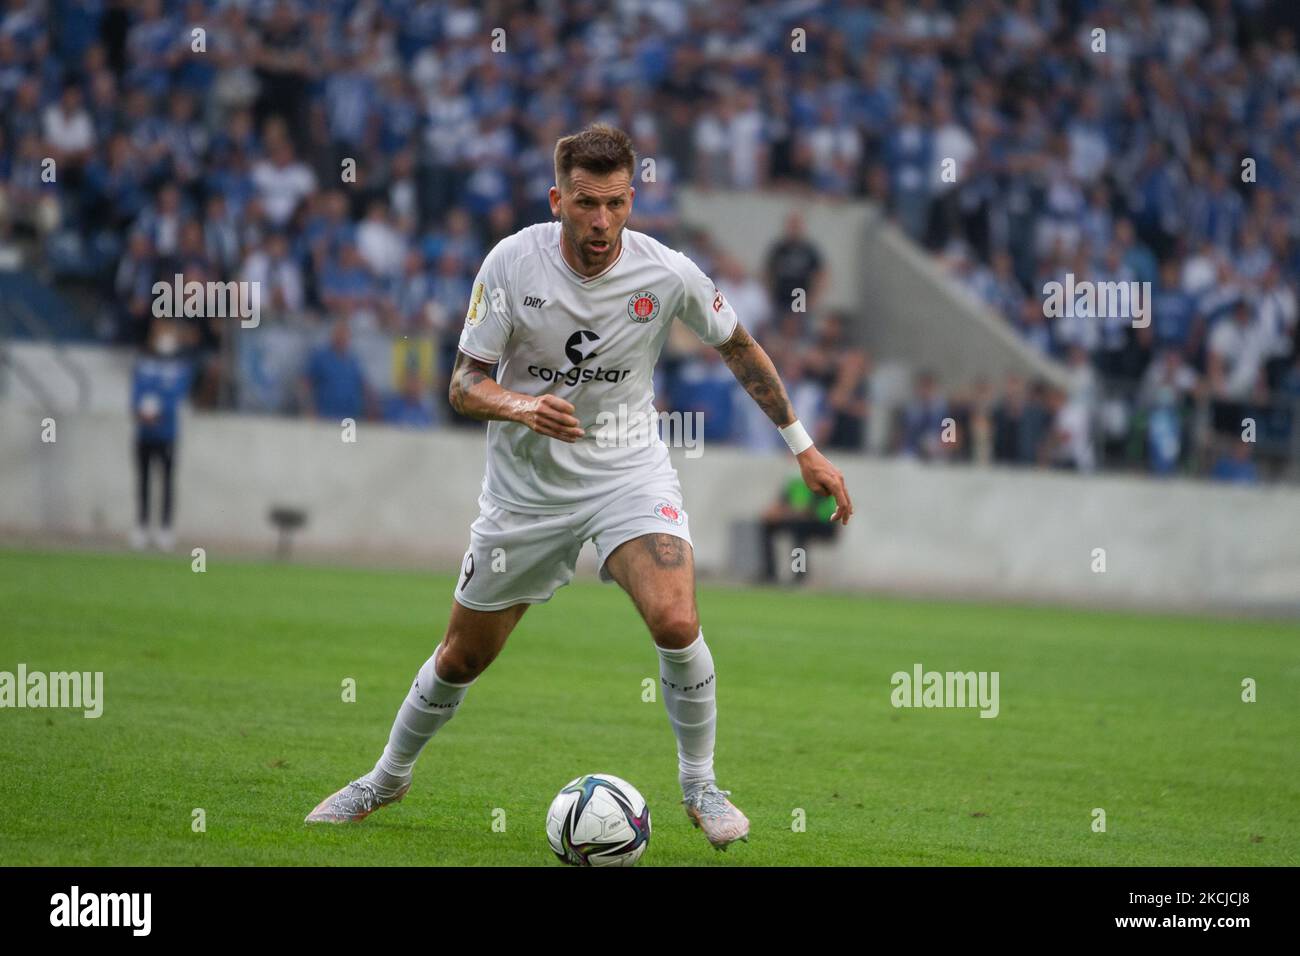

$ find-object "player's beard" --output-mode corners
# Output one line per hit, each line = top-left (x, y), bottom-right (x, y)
(560, 213), (619, 274)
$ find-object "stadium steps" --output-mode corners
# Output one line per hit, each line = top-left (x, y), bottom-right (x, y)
(676, 187), (1068, 391)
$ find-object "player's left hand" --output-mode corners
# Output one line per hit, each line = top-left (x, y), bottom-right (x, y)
(796, 447), (853, 525)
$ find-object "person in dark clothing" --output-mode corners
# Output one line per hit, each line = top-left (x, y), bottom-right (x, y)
(130, 318), (194, 551)
(764, 211), (825, 326)
(992, 374), (1050, 465)
(251, 1), (313, 153)
(823, 349), (870, 451)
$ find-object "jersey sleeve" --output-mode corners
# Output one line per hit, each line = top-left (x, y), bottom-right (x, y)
(675, 252), (740, 347)
(458, 237), (516, 363)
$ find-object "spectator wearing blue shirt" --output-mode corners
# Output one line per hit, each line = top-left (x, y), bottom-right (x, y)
(1129, 141), (1183, 256)
(158, 90), (208, 186)
(672, 348), (737, 444)
(383, 371), (436, 429)
(303, 189), (356, 281)
(1116, 219), (1158, 289)
(1211, 439), (1260, 485)
(130, 319), (194, 552)
(1199, 167), (1247, 252)
(885, 98), (932, 242)
(1146, 258), (1203, 359)
(1016, 298), (1054, 357)
(896, 370), (954, 461)
(1282, 355), (1300, 399)
(124, 0), (181, 98)
(323, 53), (374, 155)
(319, 243), (378, 325)
(303, 319), (372, 422)
(420, 207), (482, 271)
(391, 248), (435, 332)
(84, 132), (147, 232)
(378, 73), (420, 155)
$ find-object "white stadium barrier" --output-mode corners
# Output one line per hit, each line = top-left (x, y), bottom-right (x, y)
(3, 400), (1297, 615)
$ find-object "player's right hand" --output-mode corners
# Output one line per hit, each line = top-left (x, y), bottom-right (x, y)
(521, 393), (585, 442)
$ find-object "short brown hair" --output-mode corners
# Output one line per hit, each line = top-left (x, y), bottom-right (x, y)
(553, 123), (635, 190)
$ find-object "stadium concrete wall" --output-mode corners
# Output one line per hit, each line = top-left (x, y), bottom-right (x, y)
(2, 400), (1297, 616)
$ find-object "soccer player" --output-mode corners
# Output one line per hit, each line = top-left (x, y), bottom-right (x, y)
(306, 124), (853, 850)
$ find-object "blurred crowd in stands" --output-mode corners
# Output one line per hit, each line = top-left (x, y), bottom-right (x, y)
(3, 0), (1299, 482)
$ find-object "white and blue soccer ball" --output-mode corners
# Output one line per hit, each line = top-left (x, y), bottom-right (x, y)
(545, 773), (651, 867)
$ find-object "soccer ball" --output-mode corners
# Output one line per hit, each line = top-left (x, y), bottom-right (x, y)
(545, 773), (651, 867)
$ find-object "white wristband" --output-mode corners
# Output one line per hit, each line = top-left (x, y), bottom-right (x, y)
(779, 419), (814, 455)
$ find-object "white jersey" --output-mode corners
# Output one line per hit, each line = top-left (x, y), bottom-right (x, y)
(458, 221), (739, 514)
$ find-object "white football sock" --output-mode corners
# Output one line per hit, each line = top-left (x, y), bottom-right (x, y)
(365, 644), (473, 796)
(657, 629), (717, 790)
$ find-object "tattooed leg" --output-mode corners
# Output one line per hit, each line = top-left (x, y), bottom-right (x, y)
(603, 533), (699, 649)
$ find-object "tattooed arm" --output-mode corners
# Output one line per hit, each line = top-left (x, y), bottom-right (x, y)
(715, 322), (796, 427)
(715, 323), (854, 524)
(448, 350), (585, 442)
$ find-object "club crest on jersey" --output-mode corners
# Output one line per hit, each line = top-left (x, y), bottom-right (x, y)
(652, 501), (684, 525)
(627, 291), (660, 323)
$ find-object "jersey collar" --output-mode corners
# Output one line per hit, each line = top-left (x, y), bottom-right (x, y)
(556, 232), (624, 285)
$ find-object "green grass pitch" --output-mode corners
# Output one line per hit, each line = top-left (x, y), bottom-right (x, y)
(1, 547), (1296, 866)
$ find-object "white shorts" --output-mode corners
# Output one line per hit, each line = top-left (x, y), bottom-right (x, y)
(452, 475), (693, 612)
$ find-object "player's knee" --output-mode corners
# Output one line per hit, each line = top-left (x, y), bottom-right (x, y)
(649, 609), (699, 650)
(435, 642), (486, 684)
